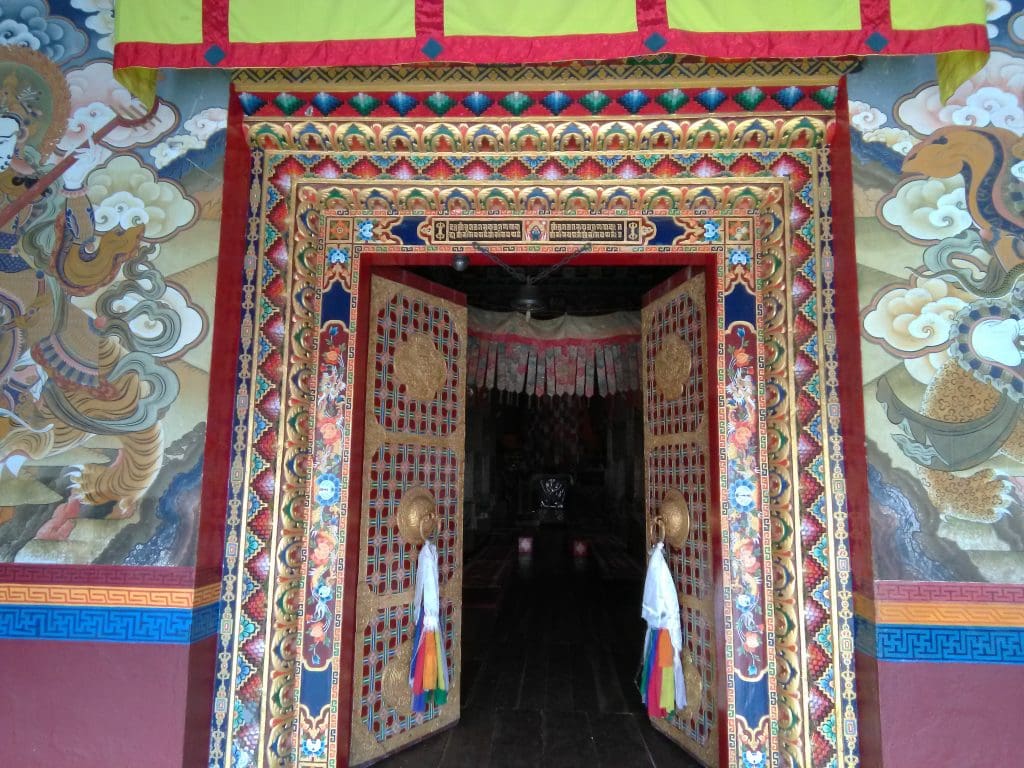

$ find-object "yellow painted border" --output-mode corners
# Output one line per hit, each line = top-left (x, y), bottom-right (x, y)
(0, 582), (221, 609)
(856, 595), (1024, 628)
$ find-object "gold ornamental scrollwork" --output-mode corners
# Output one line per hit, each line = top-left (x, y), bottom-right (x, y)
(654, 333), (692, 401)
(680, 651), (706, 717)
(397, 486), (438, 547)
(393, 331), (447, 400)
(381, 641), (414, 715)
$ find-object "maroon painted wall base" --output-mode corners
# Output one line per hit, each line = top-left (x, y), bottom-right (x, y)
(874, 660), (1023, 767)
(0, 638), (215, 768)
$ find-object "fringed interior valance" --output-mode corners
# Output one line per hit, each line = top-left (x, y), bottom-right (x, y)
(467, 310), (640, 398)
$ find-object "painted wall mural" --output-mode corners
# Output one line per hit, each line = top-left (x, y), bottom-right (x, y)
(0, 1), (228, 566)
(852, 0), (1024, 583)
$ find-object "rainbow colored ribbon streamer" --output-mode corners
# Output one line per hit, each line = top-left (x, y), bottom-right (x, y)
(640, 627), (677, 718)
(410, 611), (448, 712)
(409, 539), (448, 712)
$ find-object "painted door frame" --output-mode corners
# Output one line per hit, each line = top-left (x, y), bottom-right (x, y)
(207, 58), (865, 768)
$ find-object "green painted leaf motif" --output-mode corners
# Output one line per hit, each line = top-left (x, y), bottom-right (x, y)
(273, 92), (304, 116)
(500, 91), (533, 116)
(578, 90), (611, 115)
(656, 88), (688, 113)
(734, 86), (766, 111)
(811, 86), (838, 110)
(349, 92), (380, 116)
(425, 91), (456, 116)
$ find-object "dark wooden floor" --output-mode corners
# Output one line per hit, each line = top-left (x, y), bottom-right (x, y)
(374, 530), (702, 768)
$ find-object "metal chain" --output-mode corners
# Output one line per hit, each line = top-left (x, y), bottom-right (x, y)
(470, 241), (527, 282)
(529, 242), (592, 284)
(470, 241), (592, 284)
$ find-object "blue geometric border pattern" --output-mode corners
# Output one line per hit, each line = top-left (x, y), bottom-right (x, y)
(0, 602), (221, 644)
(857, 618), (1024, 664)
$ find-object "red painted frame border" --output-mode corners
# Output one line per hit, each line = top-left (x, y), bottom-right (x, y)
(831, 76), (880, 767)
(831, 78), (873, 604)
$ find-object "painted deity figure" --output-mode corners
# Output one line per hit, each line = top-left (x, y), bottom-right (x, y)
(0, 47), (178, 540)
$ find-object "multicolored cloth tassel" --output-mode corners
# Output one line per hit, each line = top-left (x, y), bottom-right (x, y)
(410, 539), (448, 712)
(640, 542), (686, 717)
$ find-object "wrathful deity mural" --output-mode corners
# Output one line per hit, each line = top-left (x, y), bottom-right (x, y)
(0, 1), (228, 566)
(854, 0), (1024, 583)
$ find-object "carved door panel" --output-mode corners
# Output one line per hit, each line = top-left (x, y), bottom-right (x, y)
(641, 271), (719, 767)
(349, 272), (466, 766)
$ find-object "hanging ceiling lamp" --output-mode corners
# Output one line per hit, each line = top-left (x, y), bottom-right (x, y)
(469, 241), (592, 319)
(511, 282), (545, 315)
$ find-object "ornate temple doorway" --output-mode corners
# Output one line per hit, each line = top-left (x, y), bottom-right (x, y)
(217, 60), (861, 768)
(346, 255), (720, 767)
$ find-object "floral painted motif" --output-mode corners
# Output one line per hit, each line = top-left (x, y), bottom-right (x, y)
(723, 325), (766, 676)
(303, 321), (349, 669)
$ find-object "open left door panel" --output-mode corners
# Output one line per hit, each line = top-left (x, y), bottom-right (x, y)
(349, 270), (467, 766)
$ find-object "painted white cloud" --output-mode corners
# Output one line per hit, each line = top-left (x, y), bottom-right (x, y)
(109, 282), (207, 359)
(898, 51), (1024, 136)
(986, 0), (1012, 38)
(184, 108), (227, 141)
(93, 191), (150, 232)
(70, 0), (114, 54)
(864, 278), (969, 384)
(150, 135), (203, 169)
(0, 19), (40, 47)
(58, 62), (177, 152)
(151, 107), (228, 169)
(949, 86), (1022, 131)
(0, 0), (87, 63)
(86, 154), (196, 241)
(864, 278), (967, 354)
(849, 100), (887, 132)
(862, 126), (918, 155)
(881, 175), (973, 242)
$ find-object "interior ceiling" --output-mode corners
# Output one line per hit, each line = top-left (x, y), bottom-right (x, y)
(410, 264), (681, 317)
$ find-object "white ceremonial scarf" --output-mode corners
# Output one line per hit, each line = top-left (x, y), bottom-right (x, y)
(413, 539), (441, 632)
(641, 541), (687, 710)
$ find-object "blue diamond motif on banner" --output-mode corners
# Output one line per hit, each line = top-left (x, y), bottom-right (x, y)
(644, 32), (666, 52)
(204, 45), (225, 65)
(866, 31), (889, 52)
(422, 38), (443, 59)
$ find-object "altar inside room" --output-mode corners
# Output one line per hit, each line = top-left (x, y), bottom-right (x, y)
(372, 264), (703, 768)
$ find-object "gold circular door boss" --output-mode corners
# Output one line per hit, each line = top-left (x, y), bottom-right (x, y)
(654, 333), (692, 401)
(393, 331), (448, 400)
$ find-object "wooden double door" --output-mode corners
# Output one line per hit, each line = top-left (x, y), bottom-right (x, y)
(348, 268), (719, 767)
